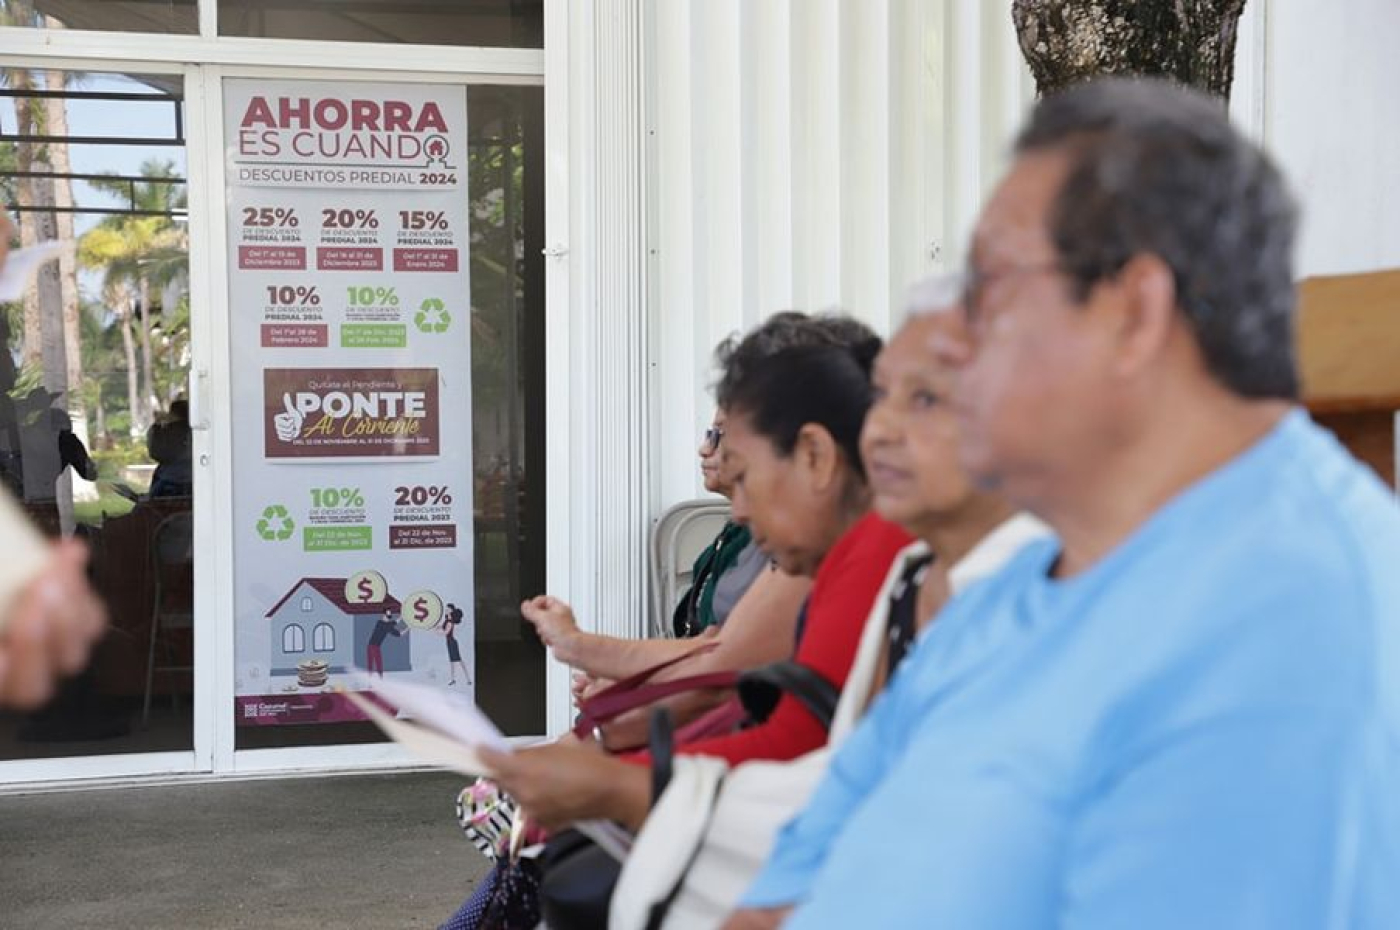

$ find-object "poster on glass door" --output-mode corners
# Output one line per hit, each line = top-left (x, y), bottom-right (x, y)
(224, 79), (475, 726)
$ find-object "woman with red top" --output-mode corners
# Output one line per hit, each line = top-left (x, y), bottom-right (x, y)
(479, 313), (912, 827)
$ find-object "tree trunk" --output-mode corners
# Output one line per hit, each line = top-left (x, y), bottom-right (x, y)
(1011, 0), (1248, 100)
(118, 300), (141, 438)
(44, 67), (85, 408)
(26, 159), (68, 401)
(137, 277), (155, 430)
(11, 68), (43, 369)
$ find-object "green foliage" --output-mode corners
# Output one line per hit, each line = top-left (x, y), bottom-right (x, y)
(76, 158), (191, 437)
(91, 441), (149, 477)
(5, 358), (43, 401)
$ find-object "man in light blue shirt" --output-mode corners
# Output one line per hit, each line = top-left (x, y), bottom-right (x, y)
(728, 78), (1400, 929)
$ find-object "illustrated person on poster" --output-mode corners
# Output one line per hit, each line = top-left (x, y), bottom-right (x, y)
(442, 602), (470, 686)
(366, 606), (404, 678)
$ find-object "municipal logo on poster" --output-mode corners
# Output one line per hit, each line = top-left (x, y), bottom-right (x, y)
(263, 367), (440, 458)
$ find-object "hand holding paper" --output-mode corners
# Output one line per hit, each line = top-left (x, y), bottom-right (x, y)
(343, 676), (635, 860)
(361, 672), (511, 752)
(477, 741), (653, 835)
(338, 672), (510, 779)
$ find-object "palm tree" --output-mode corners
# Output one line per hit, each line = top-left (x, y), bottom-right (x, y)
(77, 160), (188, 434)
(0, 34), (89, 524)
(43, 63), (84, 416)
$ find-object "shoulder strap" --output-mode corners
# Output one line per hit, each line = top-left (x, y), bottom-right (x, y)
(571, 643), (736, 739)
(675, 522), (751, 637)
(886, 554), (934, 676)
(643, 770), (726, 930)
(648, 707), (675, 808)
(736, 661), (841, 731)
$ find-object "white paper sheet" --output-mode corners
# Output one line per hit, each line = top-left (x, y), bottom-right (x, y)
(354, 670), (512, 752)
(339, 688), (494, 776)
(0, 241), (65, 302)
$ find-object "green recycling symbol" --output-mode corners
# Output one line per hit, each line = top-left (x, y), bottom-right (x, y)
(256, 504), (295, 541)
(414, 298), (451, 334)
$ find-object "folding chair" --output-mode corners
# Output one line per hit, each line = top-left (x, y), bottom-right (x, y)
(648, 500), (731, 638)
(142, 511), (194, 728)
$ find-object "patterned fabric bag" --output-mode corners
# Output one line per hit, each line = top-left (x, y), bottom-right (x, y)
(441, 801), (542, 930)
(440, 856), (542, 930)
(455, 779), (516, 862)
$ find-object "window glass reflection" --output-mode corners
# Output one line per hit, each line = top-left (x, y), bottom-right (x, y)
(3, 1), (197, 35)
(218, 0), (543, 48)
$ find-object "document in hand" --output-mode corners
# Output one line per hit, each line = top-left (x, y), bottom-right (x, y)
(342, 676), (635, 861)
(339, 674), (510, 777)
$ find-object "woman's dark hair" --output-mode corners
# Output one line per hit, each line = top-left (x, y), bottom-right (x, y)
(714, 312), (881, 479)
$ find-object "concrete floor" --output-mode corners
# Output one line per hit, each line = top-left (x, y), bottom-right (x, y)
(0, 771), (490, 929)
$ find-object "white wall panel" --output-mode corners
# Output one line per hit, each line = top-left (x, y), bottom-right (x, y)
(550, 0), (1400, 667)
(639, 0), (1400, 529)
(646, 0), (1030, 512)
(1261, 0), (1400, 277)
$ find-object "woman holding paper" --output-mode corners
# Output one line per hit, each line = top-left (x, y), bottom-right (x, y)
(523, 315), (903, 749)
(478, 312), (914, 820)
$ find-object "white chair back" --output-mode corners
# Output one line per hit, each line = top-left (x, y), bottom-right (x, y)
(649, 500), (731, 638)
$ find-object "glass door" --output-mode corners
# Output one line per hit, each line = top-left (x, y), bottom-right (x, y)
(0, 61), (548, 781)
(0, 67), (198, 767)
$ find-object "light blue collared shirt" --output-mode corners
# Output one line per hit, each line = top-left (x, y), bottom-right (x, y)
(743, 411), (1400, 928)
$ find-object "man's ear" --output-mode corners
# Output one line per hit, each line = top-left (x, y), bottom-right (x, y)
(1104, 253), (1177, 378)
(793, 423), (840, 492)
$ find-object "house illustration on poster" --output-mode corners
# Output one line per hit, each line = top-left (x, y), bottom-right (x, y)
(266, 578), (410, 677)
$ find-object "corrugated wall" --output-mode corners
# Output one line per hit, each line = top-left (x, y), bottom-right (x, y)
(641, 0), (1400, 515)
(645, 0), (1035, 509)
(550, 0), (1400, 707)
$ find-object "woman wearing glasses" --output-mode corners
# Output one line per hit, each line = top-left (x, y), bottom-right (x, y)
(520, 315), (885, 747)
(672, 414), (770, 639)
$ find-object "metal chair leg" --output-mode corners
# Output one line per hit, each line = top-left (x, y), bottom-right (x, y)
(142, 577), (162, 730)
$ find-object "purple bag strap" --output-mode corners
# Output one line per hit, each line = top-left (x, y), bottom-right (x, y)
(571, 643), (736, 738)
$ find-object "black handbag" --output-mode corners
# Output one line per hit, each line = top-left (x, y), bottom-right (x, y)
(438, 854), (542, 930)
(735, 660), (840, 729)
(538, 708), (676, 930)
(539, 660), (839, 930)
(537, 827), (618, 930)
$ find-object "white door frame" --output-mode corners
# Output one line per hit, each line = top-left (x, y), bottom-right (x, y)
(0, 25), (570, 789)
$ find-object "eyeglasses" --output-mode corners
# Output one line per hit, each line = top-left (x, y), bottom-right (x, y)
(701, 426), (724, 455)
(959, 262), (1068, 333)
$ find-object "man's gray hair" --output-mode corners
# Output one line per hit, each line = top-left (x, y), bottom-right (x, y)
(1016, 77), (1299, 400)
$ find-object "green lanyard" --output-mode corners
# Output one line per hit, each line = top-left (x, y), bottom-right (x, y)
(678, 521), (752, 636)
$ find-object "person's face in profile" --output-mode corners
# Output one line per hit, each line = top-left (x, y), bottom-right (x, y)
(723, 407), (846, 577)
(698, 408), (732, 497)
(862, 312), (978, 536)
(945, 150), (1123, 502)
